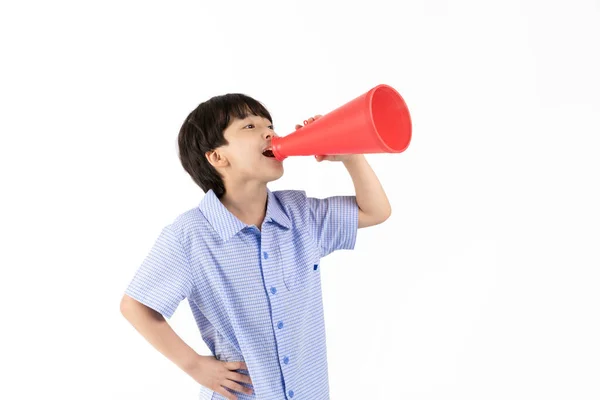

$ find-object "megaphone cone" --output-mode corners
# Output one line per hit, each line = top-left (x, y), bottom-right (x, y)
(271, 84), (412, 161)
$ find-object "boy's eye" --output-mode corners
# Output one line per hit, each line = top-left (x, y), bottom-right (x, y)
(244, 124), (274, 130)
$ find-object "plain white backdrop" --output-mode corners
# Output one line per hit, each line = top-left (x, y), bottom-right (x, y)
(1, 0), (599, 399)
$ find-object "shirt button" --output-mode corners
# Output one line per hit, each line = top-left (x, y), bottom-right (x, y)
(270, 287), (277, 294)
(277, 321), (284, 329)
(263, 251), (269, 259)
(288, 390), (294, 398)
(283, 356), (289, 364)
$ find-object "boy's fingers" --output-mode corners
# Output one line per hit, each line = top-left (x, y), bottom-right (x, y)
(298, 115), (322, 129)
(222, 379), (253, 396)
(214, 386), (236, 400)
(226, 361), (248, 370)
(229, 371), (253, 384)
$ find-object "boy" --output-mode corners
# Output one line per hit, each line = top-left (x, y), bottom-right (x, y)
(120, 93), (391, 400)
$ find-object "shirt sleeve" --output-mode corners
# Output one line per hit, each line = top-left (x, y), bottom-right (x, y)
(306, 195), (359, 258)
(124, 224), (194, 319)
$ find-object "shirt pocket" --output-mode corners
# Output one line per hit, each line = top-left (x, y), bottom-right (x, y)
(283, 258), (320, 291)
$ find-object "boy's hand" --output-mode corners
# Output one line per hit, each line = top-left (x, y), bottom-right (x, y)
(295, 115), (361, 163)
(188, 355), (253, 400)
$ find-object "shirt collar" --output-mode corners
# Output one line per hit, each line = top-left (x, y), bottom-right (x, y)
(198, 187), (291, 242)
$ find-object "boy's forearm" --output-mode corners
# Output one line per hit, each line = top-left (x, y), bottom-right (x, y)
(343, 154), (391, 219)
(121, 297), (202, 375)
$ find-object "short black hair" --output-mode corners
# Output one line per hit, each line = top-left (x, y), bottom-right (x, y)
(178, 93), (273, 198)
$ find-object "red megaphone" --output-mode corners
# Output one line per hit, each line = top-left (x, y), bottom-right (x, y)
(271, 84), (412, 161)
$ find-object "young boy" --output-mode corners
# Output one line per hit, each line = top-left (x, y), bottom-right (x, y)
(120, 93), (391, 400)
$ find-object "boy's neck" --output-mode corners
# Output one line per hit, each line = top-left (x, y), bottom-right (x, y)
(219, 184), (269, 231)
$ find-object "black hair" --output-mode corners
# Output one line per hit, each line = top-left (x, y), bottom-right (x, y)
(178, 93), (273, 198)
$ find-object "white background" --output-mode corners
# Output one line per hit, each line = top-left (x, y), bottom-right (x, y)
(1, 0), (599, 399)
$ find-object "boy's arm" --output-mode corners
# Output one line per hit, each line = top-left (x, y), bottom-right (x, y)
(342, 154), (392, 228)
(120, 296), (254, 397)
(120, 294), (202, 375)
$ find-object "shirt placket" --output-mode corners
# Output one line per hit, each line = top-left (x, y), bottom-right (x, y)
(260, 224), (296, 399)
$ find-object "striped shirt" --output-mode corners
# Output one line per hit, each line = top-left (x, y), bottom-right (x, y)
(124, 187), (358, 399)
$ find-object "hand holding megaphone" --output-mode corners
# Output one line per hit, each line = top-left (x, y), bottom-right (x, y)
(270, 84), (412, 162)
(294, 115), (349, 162)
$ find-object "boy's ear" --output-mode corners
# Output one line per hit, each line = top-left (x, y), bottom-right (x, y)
(205, 149), (228, 168)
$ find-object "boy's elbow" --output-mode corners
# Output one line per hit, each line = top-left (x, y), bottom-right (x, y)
(358, 207), (391, 228)
(377, 212), (391, 226)
(376, 205), (392, 224)
(383, 205), (392, 221)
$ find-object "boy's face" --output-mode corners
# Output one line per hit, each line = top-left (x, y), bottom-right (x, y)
(208, 114), (284, 185)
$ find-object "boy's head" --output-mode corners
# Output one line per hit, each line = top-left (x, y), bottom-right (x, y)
(178, 93), (284, 198)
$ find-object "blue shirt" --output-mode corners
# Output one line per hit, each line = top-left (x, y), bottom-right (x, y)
(124, 187), (358, 400)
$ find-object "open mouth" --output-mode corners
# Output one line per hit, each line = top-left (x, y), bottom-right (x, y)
(262, 148), (275, 158)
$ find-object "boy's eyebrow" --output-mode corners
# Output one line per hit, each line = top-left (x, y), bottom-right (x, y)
(237, 115), (272, 125)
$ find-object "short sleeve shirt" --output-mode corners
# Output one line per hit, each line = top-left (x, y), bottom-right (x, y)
(124, 188), (359, 400)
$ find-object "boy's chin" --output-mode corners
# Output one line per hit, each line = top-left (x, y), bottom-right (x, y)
(269, 170), (284, 180)
(264, 168), (284, 182)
